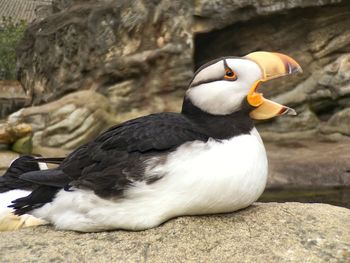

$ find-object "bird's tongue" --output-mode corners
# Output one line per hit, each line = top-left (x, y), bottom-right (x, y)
(247, 81), (296, 120)
(244, 51), (301, 120)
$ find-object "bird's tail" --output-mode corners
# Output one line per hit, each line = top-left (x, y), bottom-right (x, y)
(0, 155), (53, 231)
(0, 189), (49, 231)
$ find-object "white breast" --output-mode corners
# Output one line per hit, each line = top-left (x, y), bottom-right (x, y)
(32, 128), (268, 232)
(141, 127), (268, 215)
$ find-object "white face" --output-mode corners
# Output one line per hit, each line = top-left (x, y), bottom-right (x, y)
(186, 58), (263, 115)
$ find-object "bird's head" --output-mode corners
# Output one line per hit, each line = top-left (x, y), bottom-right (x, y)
(186, 51), (302, 119)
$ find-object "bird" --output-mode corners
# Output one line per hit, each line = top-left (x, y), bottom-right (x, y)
(0, 51), (302, 232)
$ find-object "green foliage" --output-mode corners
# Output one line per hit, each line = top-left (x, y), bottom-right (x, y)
(0, 17), (27, 80)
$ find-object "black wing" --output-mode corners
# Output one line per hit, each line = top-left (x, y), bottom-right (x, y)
(19, 113), (208, 197)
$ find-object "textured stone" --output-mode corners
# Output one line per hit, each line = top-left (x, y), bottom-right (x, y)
(0, 203), (349, 262)
(321, 108), (350, 136)
(17, 0), (193, 113)
(11, 0), (194, 151)
(193, 0), (344, 32)
(4, 0), (349, 151)
(0, 122), (32, 144)
(7, 90), (113, 152)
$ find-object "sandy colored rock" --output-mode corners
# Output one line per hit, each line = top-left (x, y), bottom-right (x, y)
(0, 203), (349, 262)
(7, 90), (113, 150)
(0, 123), (32, 144)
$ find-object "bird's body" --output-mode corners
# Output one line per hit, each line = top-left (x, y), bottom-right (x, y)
(0, 51), (301, 232)
(31, 127), (267, 232)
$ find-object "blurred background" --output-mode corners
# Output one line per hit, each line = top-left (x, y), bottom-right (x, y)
(0, 0), (349, 206)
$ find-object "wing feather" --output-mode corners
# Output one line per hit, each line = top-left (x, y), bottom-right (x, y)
(11, 113), (208, 207)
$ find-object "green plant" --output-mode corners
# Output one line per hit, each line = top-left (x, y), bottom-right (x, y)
(0, 17), (27, 80)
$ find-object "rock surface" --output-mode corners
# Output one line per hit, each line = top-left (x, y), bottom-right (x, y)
(0, 203), (349, 262)
(7, 90), (114, 151)
(0, 122), (32, 144)
(12, 0), (193, 149)
(192, 0), (344, 32)
(17, 0), (193, 114)
(3, 0), (350, 150)
(266, 140), (350, 188)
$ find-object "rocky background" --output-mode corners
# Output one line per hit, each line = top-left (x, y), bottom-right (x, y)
(1, 0), (350, 187)
(1, 0), (348, 152)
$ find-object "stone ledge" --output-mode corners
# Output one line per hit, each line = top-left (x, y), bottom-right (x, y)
(266, 140), (350, 188)
(0, 203), (349, 262)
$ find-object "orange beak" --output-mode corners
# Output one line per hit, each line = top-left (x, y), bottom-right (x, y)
(244, 51), (302, 120)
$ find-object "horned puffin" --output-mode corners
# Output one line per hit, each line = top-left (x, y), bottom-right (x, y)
(0, 51), (302, 232)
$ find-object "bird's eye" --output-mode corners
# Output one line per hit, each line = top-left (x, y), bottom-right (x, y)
(224, 68), (237, 81)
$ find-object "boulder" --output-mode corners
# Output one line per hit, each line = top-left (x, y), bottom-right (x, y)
(4, 0), (350, 149)
(16, 0), (193, 113)
(0, 122), (32, 144)
(0, 203), (349, 262)
(7, 90), (114, 152)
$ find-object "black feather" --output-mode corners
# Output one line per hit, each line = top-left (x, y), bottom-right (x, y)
(9, 186), (59, 215)
(56, 113), (209, 197)
(19, 169), (69, 188)
(0, 156), (40, 192)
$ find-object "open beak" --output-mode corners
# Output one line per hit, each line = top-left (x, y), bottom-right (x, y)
(244, 51), (302, 120)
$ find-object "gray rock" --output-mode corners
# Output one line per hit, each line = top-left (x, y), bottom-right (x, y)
(321, 108), (350, 136)
(5, 0), (350, 151)
(0, 203), (349, 262)
(266, 140), (350, 188)
(193, 0), (344, 32)
(17, 0), (193, 114)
